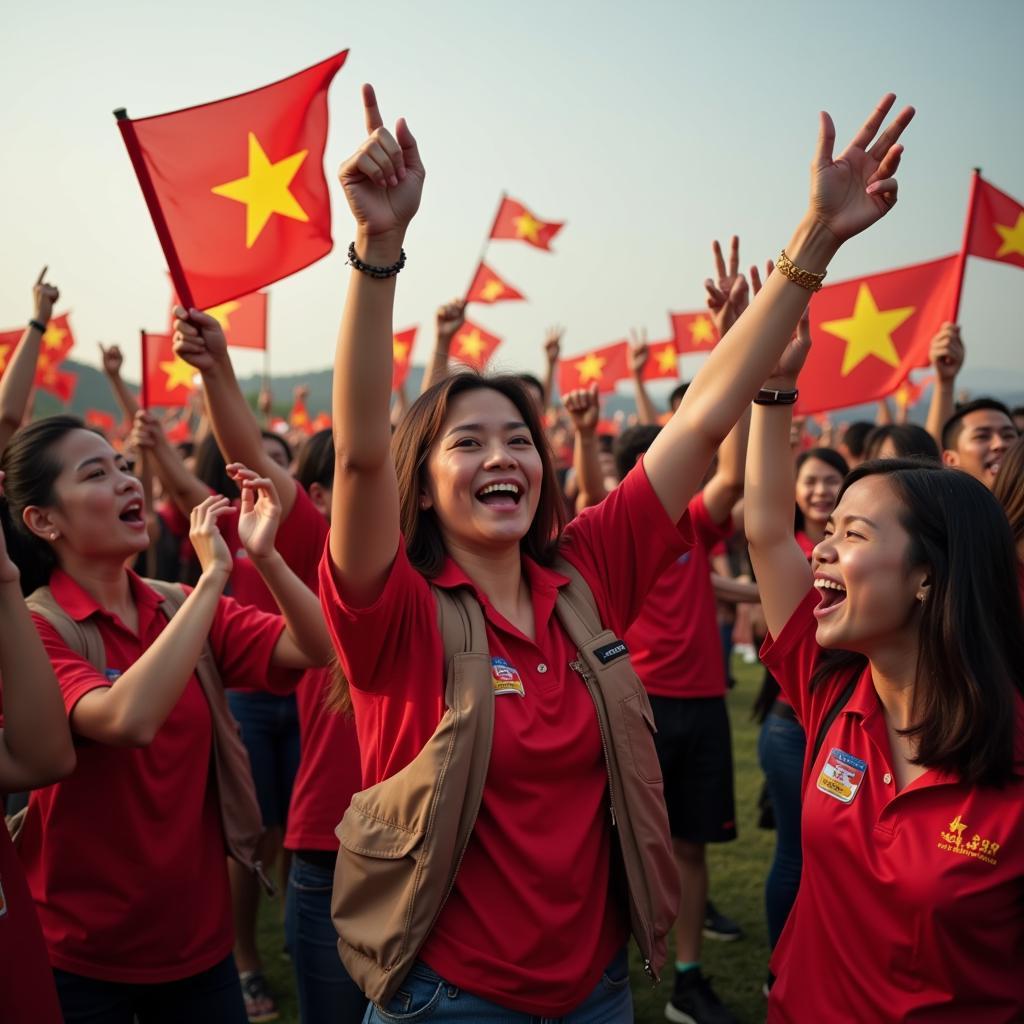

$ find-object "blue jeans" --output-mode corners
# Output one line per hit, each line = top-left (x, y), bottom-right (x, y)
(363, 947), (632, 1023)
(757, 711), (806, 948)
(285, 856), (368, 1024)
(53, 953), (246, 1024)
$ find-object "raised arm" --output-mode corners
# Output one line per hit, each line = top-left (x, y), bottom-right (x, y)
(172, 308), (297, 516)
(98, 343), (140, 423)
(129, 409), (210, 516)
(644, 94), (913, 523)
(421, 299), (465, 394)
(565, 384), (607, 511)
(627, 331), (660, 426)
(924, 322), (964, 448)
(0, 269), (58, 452)
(331, 84), (425, 604)
(541, 326), (563, 411)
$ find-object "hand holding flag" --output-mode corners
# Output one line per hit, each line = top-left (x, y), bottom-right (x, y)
(928, 323), (964, 384)
(172, 306), (229, 373)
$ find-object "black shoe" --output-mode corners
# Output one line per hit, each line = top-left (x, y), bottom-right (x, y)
(703, 899), (744, 942)
(665, 969), (738, 1024)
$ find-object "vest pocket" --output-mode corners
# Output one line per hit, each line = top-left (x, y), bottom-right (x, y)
(620, 690), (664, 784)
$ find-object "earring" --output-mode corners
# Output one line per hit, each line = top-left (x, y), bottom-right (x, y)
(916, 593), (926, 602)
(50, 532), (59, 541)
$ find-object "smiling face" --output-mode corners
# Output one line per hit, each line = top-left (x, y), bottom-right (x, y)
(943, 409), (1018, 488)
(25, 428), (149, 561)
(811, 474), (929, 654)
(796, 456), (845, 528)
(421, 388), (543, 556)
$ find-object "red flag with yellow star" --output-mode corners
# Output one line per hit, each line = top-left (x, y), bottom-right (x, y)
(117, 51), (348, 310)
(36, 364), (78, 405)
(796, 256), (960, 415)
(670, 311), (717, 355)
(290, 395), (313, 435)
(489, 197), (563, 252)
(170, 289), (268, 350)
(0, 313), (76, 382)
(558, 342), (630, 396)
(85, 409), (118, 433)
(391, 326), (417, 390)
(965, 176), (1024, 270)
(450, 320), (502, 371)
(143, 332), (195, 407)
(641, 338), (682, 381)
(893, 373), (934, 413)
(466, 262), (526, 305)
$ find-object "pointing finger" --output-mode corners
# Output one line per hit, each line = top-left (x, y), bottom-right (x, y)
(362, 83), (384, 134)
(36, 266), (48, 286)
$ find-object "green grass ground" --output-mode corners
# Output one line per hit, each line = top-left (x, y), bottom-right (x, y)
(257, 655), (774, 1023)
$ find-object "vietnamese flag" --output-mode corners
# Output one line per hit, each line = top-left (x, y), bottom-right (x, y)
(558, 342), (630, 396)
(117, 50), (348, 310)
(965, 175), (1024, 270)
(36, 364), (78, 405)
(392, 326), (417, 390)
(670, 311), (717, 355)
(466, 262), (525, 305)
(0, 312), (75, 380)
(893, 373), (934, 413)
(171, 289), (268, 350)
(489, 197), (563, 251)
(450, 320), (502, 371)
(641, 338), (682, 381)
(290, 395), (313, 435)
(143, 332), (195, 407)
(85, 409), (118, 433)
(796, 256), (960, 415)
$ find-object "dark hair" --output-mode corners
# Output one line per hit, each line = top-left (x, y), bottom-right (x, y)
(612, 424), (661, 481)
(941, 397), (1014, 451)
(992, 436), (1024, 549)
(393, 372), (566, 578)
(261, 429), (293, 466)
(516, 373), (545, 404)
(0, 415), (87, 594)
(839, 421), (874, 459)
(1012, 405), (1024, 420)
(175, 440), (195, 460)
(794, 447), (849, 533)
(294, 428), (334, 492)
(193, 434), (238, 499)
(810, 459), (1024, 786)
(668, 382), (690, 411)
(864, 423), (940, 462)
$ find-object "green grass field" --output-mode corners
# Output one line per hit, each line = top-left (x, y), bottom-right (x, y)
(257, 655), (774, 1023)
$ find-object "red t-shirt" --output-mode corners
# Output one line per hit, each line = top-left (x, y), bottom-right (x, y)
(318, 461), (692, 1016)
(21, 569), (290, 984)
(0, 821), (62, 1022)
(762, 590), (1024, 1023)
(625, 491), (731, 699)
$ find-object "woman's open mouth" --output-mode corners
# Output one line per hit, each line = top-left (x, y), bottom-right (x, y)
(475, 481), (522, 509)
(119, 500), (146, 529)
(813, 576), (847, 617)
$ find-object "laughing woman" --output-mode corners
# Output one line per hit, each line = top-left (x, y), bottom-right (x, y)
(745, 330), (1024, 1021)
(0, 417), (331, 1024)
(321, 82), (913, 1023)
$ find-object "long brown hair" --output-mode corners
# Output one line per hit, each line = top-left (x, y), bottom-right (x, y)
(392, 372), (566, 577)
(993, 436), (1024, 549)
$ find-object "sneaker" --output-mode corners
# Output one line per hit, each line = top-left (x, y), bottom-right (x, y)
(703, 899), (744, 942)
(665, 969), (738, 1024)
(239, 971), (279, 1024)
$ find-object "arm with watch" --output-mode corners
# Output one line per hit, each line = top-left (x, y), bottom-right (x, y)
(0, 268), (59, 452)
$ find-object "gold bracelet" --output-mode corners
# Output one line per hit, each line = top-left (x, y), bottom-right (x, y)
(776, 249), (826, 292)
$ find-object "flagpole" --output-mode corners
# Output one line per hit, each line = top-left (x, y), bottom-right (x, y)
(138, 329), (149, 410)
(136, 330), (156, 576)
(114, 109), (195, 310)
(464, 190), (507, 301)
(949, 167), (981, 322)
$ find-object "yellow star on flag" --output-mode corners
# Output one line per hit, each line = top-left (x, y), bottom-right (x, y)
(159, 355), (196, 393)
(577, 352), (606, 384)
(0, 344), (11, 372)
(690, 316), (714, 345)
(820, 284), (915, 377)
(655, 344), (678, 374)
(211, 132), (310, 249)
(393, 337), (410, 361)
(456, 330), (488, 361)
(205, 300), (241, 331)
(514, 213), (542, 243)
(994, 212), (1024, 259)
(43, 323), (67, 351)
(480, 279), (506, 301)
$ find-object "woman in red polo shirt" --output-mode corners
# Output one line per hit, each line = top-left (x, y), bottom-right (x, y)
(746, 332), (1024, 1021)
(321, 83), (912, 1021)
(0, 416), (332, 1024)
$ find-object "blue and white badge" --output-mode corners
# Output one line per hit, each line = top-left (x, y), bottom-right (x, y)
(104, 669), (122, 683)
(490, 657), (525, 697)
(816, 747), (867, 804)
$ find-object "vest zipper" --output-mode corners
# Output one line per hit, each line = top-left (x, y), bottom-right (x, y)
(570, 655), (657, 983)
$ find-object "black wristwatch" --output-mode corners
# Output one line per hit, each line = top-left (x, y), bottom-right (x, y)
(753, 387), (799, 406)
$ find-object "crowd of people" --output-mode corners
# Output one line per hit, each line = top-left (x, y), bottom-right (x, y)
(0, 83), (1022, 1024)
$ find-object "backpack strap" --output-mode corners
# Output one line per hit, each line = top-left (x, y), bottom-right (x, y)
(810, 676), (858, 766)
(551, 557), (604, 639)
(26, 586), (107, 671)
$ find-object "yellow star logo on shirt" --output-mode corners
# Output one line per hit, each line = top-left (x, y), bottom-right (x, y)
(690, 316), (714, 345)
(159, 355), (196, 392)
(42, 322), (67, 351)
(393, 337), (410, 362)
(480, 279), (505, 301)
(576, 352), (606, 384)
(820, 284), (915, 377)
(456, 330), (487, 361)
(211, 133), (310, 249)
(654, 344), (678, 374)
(204, 300), (241, 332)
(514, 212), (542, 243)
(994, 212), (1024, 259)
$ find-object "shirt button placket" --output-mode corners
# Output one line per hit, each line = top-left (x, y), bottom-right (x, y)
(883, 772), (893, 785)
(537, 663), (548, 674)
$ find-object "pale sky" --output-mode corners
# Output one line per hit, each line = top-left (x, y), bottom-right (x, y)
(2, 0), (1022, 393)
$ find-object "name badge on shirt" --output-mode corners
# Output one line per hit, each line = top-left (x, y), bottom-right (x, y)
(816, 747), (867, 804)
(491, 658), (525, 697)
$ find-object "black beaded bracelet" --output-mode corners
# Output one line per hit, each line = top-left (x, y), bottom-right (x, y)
(29, 318), (48, 334)
(753, 387), (799, 406)
(346, 242), (407, 279)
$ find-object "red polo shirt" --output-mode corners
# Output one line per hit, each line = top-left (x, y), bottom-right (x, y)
(762, 590), (1024, 1023)
(22, 570), (290, 983)
(318, 461), (692, 1016)
(625, 491), (732, 698)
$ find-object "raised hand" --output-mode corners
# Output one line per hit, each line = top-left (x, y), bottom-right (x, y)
(544, 326), (564, 366)
(128, 409), (167, 452)
(765, 303), (813, 390)
(33, 267), (59, 325)
(189, 494), (233, 580)
(563, 383), (601, 436)
(627, 328), (650, 376)
(229, 463), (281, 560)
(436, 299), (467, 344)
(98, 343), (124, 378)
(338, 84), (424, 241)
(704, 236), (749, 337)
(809, 93), (914, 243)
(0, 473), (21, 585)
(929, 322), (964, 382)
(173, 306), (228, 371)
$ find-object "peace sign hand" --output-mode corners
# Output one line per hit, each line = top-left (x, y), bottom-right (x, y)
(704, 236), (749, 337)
(338, 84), (424, 241)
(809, 93), (914, 243)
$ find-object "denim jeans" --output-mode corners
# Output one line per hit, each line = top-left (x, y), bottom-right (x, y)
(757, 712), (806, 948)
(52, 953), (247, 1024)
(363, 947), (632, 1023)
(285, 856), (368, 1024)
